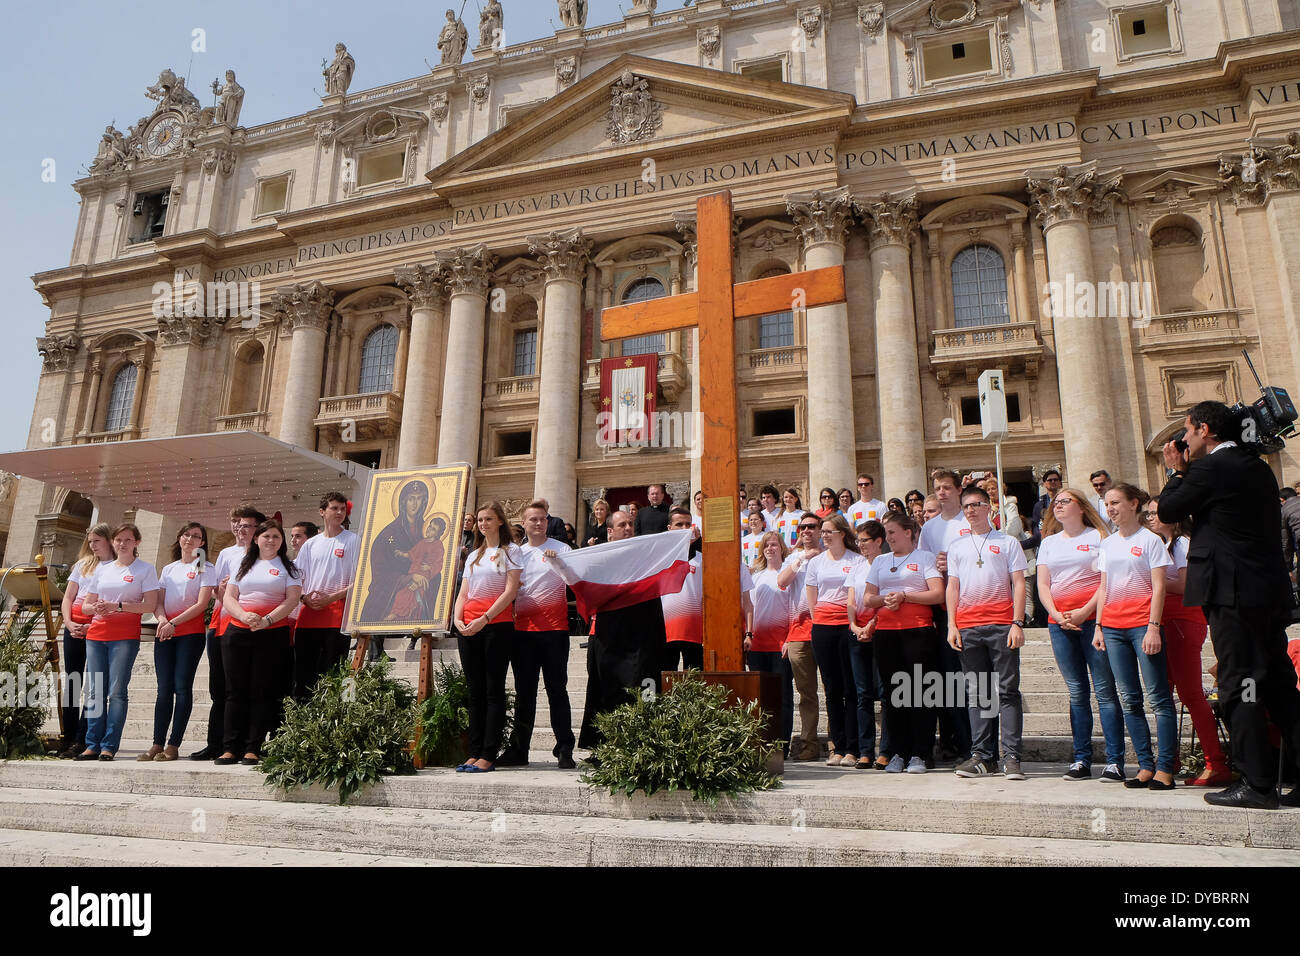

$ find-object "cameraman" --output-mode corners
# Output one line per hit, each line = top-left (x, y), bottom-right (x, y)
(1159, 400), (1300, 809)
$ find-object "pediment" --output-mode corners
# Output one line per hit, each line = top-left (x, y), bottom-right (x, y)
(329, 107), (427, 146)
(1128, 170), (1221, 200)
(427, 54), (854, 193)
(889, 0), (1021, 33)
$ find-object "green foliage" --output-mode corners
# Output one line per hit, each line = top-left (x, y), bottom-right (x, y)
(583, 673), (780, 806)
(258, 658), (416, 805)
(1179, 741), (1207, 779)
(0, 606), (48, 759)
(413, 660), (516, 767)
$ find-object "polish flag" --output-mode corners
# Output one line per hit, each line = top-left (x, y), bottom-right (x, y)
(549, 528), (692, 619)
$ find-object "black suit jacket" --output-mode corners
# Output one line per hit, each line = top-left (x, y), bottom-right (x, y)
(1157, 446), (1293, 610)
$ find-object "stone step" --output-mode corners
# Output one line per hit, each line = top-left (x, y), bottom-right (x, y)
(0, 785), (1291, 866)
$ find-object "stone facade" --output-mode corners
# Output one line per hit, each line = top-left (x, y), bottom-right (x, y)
(11, 0), (1300, 567)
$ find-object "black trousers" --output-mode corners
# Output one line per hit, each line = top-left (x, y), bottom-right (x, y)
(293, 626), (350, 702)
(205, 627), (225, 751)
(506, 629), (575, 758)
(746, 650), (794, 746)
(222, 625), (290, 756)
(60, 627), (89, 746)
(458, 621), (514, 762)
(577, 636), (602, 750)
(587, 599), (665, 746)
(931, 606), (972, 758)
(662, 641), (704, 674)
(811, 624), (859, 757)
(875, 626), (942, 764)
(1206, 603), (1300, 790)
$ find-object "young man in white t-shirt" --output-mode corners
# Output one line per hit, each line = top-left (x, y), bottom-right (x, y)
(293, 493), (361, 700)
(758, 485), (781, 533)
(846, 473), (888, 530)
(946, 485), (1028, 779)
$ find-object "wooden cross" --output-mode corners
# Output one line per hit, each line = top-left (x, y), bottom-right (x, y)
(599, 190), (847, 672)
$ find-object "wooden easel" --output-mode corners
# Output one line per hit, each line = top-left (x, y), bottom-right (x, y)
(0, 555), (66, 741)
(348, 627), (437, 769)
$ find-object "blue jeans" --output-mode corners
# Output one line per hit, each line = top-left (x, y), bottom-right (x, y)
(153, 633), (206, 747)
(1048, 620), (1125, 767)
(847, 637), (880, 760)
(1102, 625), (1177, 774)
(83, 639), (140, 754)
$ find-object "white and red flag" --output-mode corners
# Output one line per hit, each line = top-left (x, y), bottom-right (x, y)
(548, 527), (692, 619)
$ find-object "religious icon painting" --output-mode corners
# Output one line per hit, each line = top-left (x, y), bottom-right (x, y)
(346, 464), (470, 635)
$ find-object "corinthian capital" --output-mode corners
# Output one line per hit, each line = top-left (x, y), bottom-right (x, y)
(526, 227), (592, 282)
(393, 262), (447, 309)
(36, 332), (82, 372)
(436, 244), (497, 298)
(1026, 161), (1125, 228)
(853, 190), (919, 248)
(786, 185), (854, 248)
(270, 280), (335, 331)
(1219, 130), (1300, 207)
(156, 314), (219, 347)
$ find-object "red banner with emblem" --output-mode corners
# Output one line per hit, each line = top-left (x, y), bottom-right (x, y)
(598, 354), (658, 447)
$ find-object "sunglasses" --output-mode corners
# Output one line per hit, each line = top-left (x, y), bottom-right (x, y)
(857, 481), (872, 487)
(799, 524), (820, 531)
(821, 493), (833, 499)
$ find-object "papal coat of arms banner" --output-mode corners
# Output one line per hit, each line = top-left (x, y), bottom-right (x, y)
(598, 354), (657, 446)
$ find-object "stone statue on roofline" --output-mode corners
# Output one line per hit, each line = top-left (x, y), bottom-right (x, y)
(558, 0), (588, 29)
(323, 43), (355, 95)
(438, 9), (469, 64)
(479, 0), (503, 49)
(211, 69), (245, 127)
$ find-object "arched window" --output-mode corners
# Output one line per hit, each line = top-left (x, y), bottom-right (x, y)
(951, 244), (1010, 328)
(104, 363), (137, 432)
(755, 267), (794, 349)
(228, 343), (264, 414)
(619, 277), (666, 355)
(358, 324), (398, 393)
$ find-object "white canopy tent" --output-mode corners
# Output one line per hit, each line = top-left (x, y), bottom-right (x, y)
(0, 431), (372, 531)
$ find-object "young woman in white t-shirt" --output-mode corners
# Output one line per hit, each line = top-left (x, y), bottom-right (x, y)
(219, 520), (301, 765)
(57, 522), (113, 759)
(746, 531), (794, 753)
(804, 513), (864, 767)
(78, 523), (160, 761)
(143, 522), (217, 762)
(1036, 489), (1124, 781)
(774, 488), (806, 549)
(845, 520), (888, 769)
(452, 501), (522, 773)
(740, 511), (767, 569)
(1092, 484), (1176, 791)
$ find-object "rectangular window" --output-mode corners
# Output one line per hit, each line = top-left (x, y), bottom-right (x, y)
(1117, 5), (1173, 57)
(512, 329), (537, 377)
(343, 449), (382, 469)
(753, 407), (796, 437)
(497, 430), (532, 457)
(621, 334), (664, 356)
(961, 393), (1022, 426)
(357, 147), (406, 187)
(255, 175), (290, 217)
(921, 31), (993, 82)
(738, 59), (784, 82)
(758, 311), (795, 350)
(128, 188), (169, 244)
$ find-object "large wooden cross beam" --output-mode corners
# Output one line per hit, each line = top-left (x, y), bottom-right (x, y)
(599, 190), (847, 672)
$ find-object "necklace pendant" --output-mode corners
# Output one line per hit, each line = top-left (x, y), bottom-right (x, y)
(976, 558), (984, 568)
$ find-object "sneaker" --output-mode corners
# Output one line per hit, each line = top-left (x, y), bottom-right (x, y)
(954, 757), (999, 778)
(1003, 758), (1026, 780)
(1063, 761), (1091, 780)
(885, 754), (905, 773)
(905, 756), (927, 774)
(1099, 763), (1125, 782)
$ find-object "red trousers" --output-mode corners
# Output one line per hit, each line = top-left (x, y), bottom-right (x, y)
(1164, 615), (1228, 773)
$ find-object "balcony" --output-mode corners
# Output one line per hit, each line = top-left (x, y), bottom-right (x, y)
(739, 345), (807, 384)
(1137, 310), (1254, 356)
(214, 411), (269, 434)
(930, 321), (1043, 386)
(76, 428), (135, 444)
(483, 374), (539, 410)
(584, 350), (689, 409)
(314, 391), (402, 441)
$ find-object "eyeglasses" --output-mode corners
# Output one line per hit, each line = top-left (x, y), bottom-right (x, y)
(961, 502), (989, 510)
(820, 529), (842, 536)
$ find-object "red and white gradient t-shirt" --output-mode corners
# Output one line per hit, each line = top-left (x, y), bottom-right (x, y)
(948, 530), (1028, 628)
(862, 549), (941, 630)
(1037, 528), (1103, 618)
(774, 510), (806, 549)
(212, 543), (247, 635)
(749, 566), (792, 652)
(66, 561), (100, 625)
(660, 555), (753, 645)
(1098, 527), (1173, 629)
(805, 550), (865, 626)
(461, 543), (523, 626)
(781, 548), (818, 642)
(918, 512), (970, 559)
(231, 557), (298, 622)
(847, 499), (887, 530)
(86, 559), (161, 642)
(1159, 535), (1203, 624)
(158, 560), (218, 636)
(516, 538), (571, 632)
(295, 529), (360, 629)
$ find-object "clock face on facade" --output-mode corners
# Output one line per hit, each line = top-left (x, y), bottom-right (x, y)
(144, 115), (183, 157)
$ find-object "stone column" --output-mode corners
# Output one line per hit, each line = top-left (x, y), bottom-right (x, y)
(1010, 221), (1034, 325)
(926, 231), (946, 330)
(79, 360), (103, 437)
(854, 190), (927, 499)
(528, 228), (591, 524)
(435, 244), (496, 470)
(1027, 162), (1123, 485)
(394, 263), (448, 469)
(787, 187), (858, 492)
(392, 317), (412, 395)
(272, 281), (334, 449)
(154, 316), (219, 437)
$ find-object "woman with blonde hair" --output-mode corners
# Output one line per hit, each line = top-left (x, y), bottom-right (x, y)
(453, 501), (522, 773)
(1037, 488), (1124, 781)
(746, 531), (795, 754)
(584, 498), (611, 547)
(57, 523), (114, 759)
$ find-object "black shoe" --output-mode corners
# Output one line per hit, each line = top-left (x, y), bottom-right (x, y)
(74, 751), (101, 761)
(239, 757), (259, 766)
(213, 755), (239, 766)
(58, 744), (84, 760)
(495, 750), (529, 767)
(1280, 787), (1300, 808)
(1204, 779), (1280, 810)
(557, 753), (577, 770)
(1147, 777), (1176, 791)
(190, 747), (217, 760)
(1063, 761), (1092, 780)
(1124, 776), (1150, 789)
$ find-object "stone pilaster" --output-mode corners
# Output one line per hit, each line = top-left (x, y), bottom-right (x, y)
(272, 280), (334, 449)
(854, 190), (927, 499)
(153, 315), (218, 438)
(434, 245), (496, 477)
(393, 263), (448, 469)
(528, 228), (591, 523)
(1026, 161), (1122, 485)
